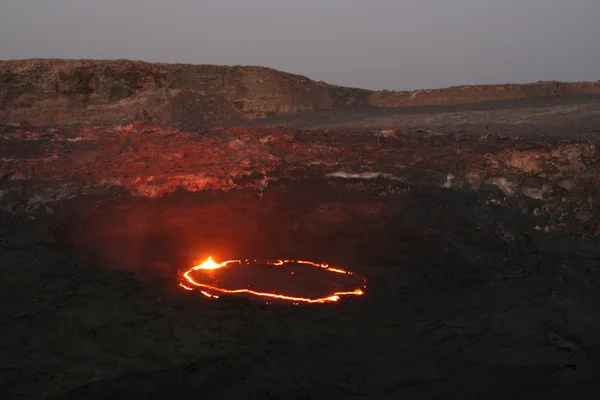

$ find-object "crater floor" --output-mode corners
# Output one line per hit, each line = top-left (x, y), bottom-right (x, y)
(2, 95), (600, 399)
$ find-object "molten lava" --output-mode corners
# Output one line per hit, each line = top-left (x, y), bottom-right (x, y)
(180, 257), (366, 304)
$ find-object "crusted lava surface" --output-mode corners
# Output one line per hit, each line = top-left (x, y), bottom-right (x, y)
(2, 88), (600, 398)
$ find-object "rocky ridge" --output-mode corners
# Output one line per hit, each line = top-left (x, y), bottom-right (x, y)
(2, 58), (600, 127)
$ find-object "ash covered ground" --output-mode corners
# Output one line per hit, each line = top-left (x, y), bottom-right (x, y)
(2, 92), (600, 398)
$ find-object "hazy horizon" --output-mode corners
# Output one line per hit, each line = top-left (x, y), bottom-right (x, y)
(1, 0), (599, 91)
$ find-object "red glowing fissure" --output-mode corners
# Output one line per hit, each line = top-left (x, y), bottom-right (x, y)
(180, 257), (366, 303)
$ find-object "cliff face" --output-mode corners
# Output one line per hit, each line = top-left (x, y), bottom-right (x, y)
(1, 58), (599, 127)
(371, 80), (600, 107)
(0, 59), (370, 128)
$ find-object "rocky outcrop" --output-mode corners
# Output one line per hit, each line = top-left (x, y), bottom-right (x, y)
(0, 59), (369, 128)
(1, 59), (599, 127)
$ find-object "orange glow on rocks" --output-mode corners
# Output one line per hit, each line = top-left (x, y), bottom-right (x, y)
(180, 257), (366, 304)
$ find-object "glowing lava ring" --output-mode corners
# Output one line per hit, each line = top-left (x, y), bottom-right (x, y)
(180, 257), (367, 304)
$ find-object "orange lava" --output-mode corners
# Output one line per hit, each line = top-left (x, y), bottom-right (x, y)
(180, 257), (366, 304)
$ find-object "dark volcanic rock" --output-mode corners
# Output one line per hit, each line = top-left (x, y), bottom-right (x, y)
(1, 122), (599, 237)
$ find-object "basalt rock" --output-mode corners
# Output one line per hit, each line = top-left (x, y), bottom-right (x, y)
(1, 122), (599, 237)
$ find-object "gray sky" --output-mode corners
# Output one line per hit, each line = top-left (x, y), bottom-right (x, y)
(1, 0), (599, 90)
